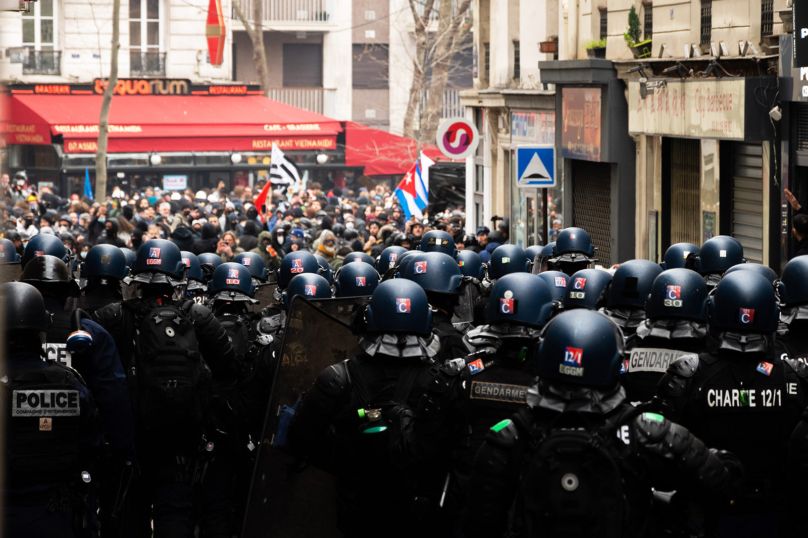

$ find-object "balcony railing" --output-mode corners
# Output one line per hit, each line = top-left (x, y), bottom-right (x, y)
(267, 88), (337, 117)
(130, 51), (166, 77)
(234, 0), (333, 24)
(420, 88), (467, 119)
(22, 49), (61, 75)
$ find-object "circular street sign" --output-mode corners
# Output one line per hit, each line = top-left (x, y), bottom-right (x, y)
(435, 117), (480, 159)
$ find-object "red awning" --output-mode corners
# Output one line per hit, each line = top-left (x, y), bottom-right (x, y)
(8, 94), (341, 152)
(344, 121), (447, 176)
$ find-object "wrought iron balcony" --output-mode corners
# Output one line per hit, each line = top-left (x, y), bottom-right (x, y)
(130, 51), (166, 77)
(22, 50), (61, 75)
(234, 0), (332, 25)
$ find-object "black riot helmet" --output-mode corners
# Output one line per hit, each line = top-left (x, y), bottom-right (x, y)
(536, 310), (624, 388)
(552, 227), (596, 265)
(208, 262), (256, 300)
(335, 261), (380, 298)
(343, 252), (376, 266)
(485, 273), (555, 328)
(0, 238), (21, 264)
(402, 252), (463, 295)
(661, 243), (700, 270)
(606, 260), (663, 310)
(21, 255), (79, 297)
(418, 230), (457, 258)
(562, 269), (613, 311)
(1, 282), (50, 331)
(694, 235), (744, 276)
(283, 273), (331, 309)
(377, 246), (408, 272)
(723, 263), (779, 286)
(314, 254), (335, 284)
(21, 233), (70, 267)
(488, 244), (529, 280)
(120, 247), (137, 270)
(396, 251), (424, 278)
(781, 256), (808, 307)
(278, 251), (322, 288)
(133, 239), (186, 281)
(83, 244), (129, 280)
(537, 271), (569, 303)
(180, 251), (206, 292)
(709, 271), (779, 335)
(198, 252), (224, 270)
(365, 279), (432, 336)
(234, 252), (270, 283)
(457, 250), (485, 280)
(645, 269), (709, 323)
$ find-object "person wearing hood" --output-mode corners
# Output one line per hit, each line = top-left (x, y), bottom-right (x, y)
(316, 229), (343, 270)
(191, 222), (220, 255)
(95, 218), (126, 248)
(250, 228), (284, 271)
(479, 230), (504, 264)
(170, 225), (195, 251)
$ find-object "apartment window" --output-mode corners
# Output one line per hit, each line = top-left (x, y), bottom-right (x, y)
(130, 0), (164, 75)
(700, 0), (712, 45)
(761, 0), (774, 37)
(644, 2), (653, 40)
(22, 0), (59, 74)
(484, 42), (490, 80)
(283, 44), (323, 87)
(352, 44), (388, 89)
(600, 9), (608, 40)
(364, 10), (376, 20)
(513, 41), (520, 80)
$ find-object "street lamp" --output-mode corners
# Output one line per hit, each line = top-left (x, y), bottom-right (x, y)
(231, 153), (243, 164)
(316, 153), (329, 164)
(150, 154), (162, 166)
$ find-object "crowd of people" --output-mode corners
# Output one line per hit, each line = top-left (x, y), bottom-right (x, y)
(6, 166), (808, 538)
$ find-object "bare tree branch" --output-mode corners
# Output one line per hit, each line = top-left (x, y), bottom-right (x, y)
(94, 0), (120, 201)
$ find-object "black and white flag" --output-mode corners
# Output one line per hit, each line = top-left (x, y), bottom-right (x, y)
(270, 143), (301, 189)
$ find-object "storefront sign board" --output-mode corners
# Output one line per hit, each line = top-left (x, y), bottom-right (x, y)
(561, 88), (602, 161)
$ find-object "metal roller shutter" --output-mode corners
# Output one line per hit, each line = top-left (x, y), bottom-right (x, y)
(572, 160), (612, 266)
(670, 138), (701, 246)
(731, 143), (764, 264)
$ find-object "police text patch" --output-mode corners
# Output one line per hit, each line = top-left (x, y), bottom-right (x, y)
(12, 390), (80, 417)
(626, 349), (692, 374)
(470, 381), (528, 403)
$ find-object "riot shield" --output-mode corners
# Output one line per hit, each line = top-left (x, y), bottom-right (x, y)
(451, 281), (475, 325)
(0, 263), (22, 284)
(240, 296), (364, 538)
(253, 282), (279, 311)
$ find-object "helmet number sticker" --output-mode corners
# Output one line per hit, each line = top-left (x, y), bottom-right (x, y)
(560, 347), (584, 377)
(569, 292), (585, 299)
(664, 285), (682, 307)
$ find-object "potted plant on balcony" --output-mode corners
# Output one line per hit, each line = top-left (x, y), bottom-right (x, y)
(585, 38), (607, 59)
(624, 5), (652, 58)
(539, 36), (558, 54)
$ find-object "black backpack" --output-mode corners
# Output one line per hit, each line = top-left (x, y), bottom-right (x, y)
(517, 413), (630, 538)
(129, 303), (210, 435)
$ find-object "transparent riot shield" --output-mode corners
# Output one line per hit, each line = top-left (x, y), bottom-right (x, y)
(0, 263), (22, 284)
(240, 296), (364, 538)
(253, 282), (279, 311)
(451, 281), (475, 325)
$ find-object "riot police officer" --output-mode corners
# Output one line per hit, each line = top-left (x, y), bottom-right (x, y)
(75, 244), (129, 316)
(335, 261), (380, 297)
(536, 270), (569, 303)
(653, 271), (808, 534)
(0, 236), (21, 264)
(418, 229), (458, 258)
(777, 256), (808, 364)
(21, 232), (72, 267)
(691, 235), (745, 289)
(623, 269), (710, 404)
(560, 268), (613, 312)
(402, 251), (472, 363)
(660, 242), (700, 270)
(532, 242), (557, 274)
(548, 228), (597, 276)
(412, 273), (554, 533)
(342, 251), (376, 266)
(233, 251), (270, 289)
(462, 309), (743, 538)
(523, 244), (544, 273)
(314, 253), (336, 284)
(2, 282), (103, 538)
(181, 251), (207, 302)
(601, 259), (663, 337)
(288, 279), (443, 537)
(93, 239), (236, 537)
(457, 250), (486, 324)
(377, 245), (408, 275)
(486, 244), (529, 283)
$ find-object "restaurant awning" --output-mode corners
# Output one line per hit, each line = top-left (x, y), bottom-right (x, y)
(8, 94), (342, 153)
(344, 121), (447, 176)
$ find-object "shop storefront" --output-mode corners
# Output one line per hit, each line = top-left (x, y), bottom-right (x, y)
(540, 60), (636, 267)
(627, 77), (777, 266)
(6, 80), (351, 195)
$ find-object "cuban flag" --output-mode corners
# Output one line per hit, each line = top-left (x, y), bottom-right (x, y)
(394, 152), (434, 220)
(564, 347), (583, 367)
(356, 277), (366, 286)
(666, 286), (681, 300)
(396, 298), (411, 313)
(304, 284), (317, 296)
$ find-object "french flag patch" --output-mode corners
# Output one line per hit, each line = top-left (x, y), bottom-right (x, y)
(756, 362), (773, 376)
